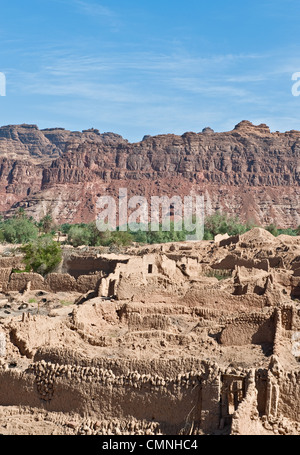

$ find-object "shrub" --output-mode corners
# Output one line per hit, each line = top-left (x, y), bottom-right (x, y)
(277, 228), (298, 236)
(204, 212), (249, 238)
(0, 217), (39, 244)
(60, 223), (72, 234)
(110, 231), (133, 246)
(265, 224), (279, 237)
(67, 225), (93, 247)
(20, 236), (62, 276)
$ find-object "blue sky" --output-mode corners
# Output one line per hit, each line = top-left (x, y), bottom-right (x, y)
(1, 0), (300, 142)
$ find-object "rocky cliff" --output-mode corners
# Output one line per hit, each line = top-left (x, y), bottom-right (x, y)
(0, 121), (299, 227)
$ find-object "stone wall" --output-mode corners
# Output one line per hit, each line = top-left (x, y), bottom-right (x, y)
(0, 268), (12, 290)
(2, 345), (300, 434)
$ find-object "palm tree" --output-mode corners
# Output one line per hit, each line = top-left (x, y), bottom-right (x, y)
(38, 214), (53, 234)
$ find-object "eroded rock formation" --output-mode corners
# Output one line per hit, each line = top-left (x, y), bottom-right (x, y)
(0, 121), (299, 227)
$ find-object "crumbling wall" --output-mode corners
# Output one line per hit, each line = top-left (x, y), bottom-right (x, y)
(126, 313), (173, 332)
(76, 274), (102, 294)
(0, 369), (41, 408)
(115, 274), (186, 301)
(275, 371), (300, 422)
(220, 313), (276, 347)
(62, 254), (128, 279)
(0, 355), (224, 434)
(0, 257), (24, 269)
(212, 255), (269, 272)
(231, 371), (260, 435)
(6, 273), (46, 292)
(291, 276), (300, 298)
(272, 309), (283, 358)
(45, 273), (77, 292)
(0, 270), (102, 294)
(0, 268), (12, 292)
(97, 253), (183, 299)
(0, 332), (6, 357)
(233, 266), (271, 296)
(200, 367), (221, 433)
(181, 289), (269, 312)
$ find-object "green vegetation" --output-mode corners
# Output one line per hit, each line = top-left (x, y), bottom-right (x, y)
(278, 228), (299, 236)
(129, 221), (189, 245)
(265, 224), (299, 237)
(265, 224), (279, 237)
(205, 269), (232, 281)
(0, 216), (39, 244)
(12, 269), (28, 274)
(20, 235), (62, 276)
(203, 212), (254, 240)
(67, 224), (95, 247)
(66, 222), (133, 247)
(37, 214), (55, 235)
(60, 300), (73, 306)
(0, 210), (299, 254)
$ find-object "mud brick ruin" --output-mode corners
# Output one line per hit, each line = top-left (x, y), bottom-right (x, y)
(0, 227), (299, 435)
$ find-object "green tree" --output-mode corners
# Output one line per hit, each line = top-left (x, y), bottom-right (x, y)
(110, 230), (133, 247)
(0, 217), (39, 244)
(38, 214), (54, 234)
(60, 223), (72, 234)
(20, 236), (62, 276)
(16, 207), (26, 219)
(204, 212), (249, 238)
(130, 229), (148, 244)
(67, 225), (93, 247)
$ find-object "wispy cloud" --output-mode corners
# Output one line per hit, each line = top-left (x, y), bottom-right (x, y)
(170, 77), (250, 99)
(11, 48), (273, 108)
(50, 0), (119, 29)
(43, 51), (265, 75)
(73, 0), (114, 18)
(5, 37), (300, 140)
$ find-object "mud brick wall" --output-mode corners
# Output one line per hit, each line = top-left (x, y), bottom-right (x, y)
(276, 372), (300, 421)
(231, 371), (259, 435)
(0, 356), (223, 434)
(3, 271), (101, 294)
(220, 313), (276, 346)
(6, 273), (46, 292)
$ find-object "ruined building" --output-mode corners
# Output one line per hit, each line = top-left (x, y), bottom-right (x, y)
(0, 228), (300, 435)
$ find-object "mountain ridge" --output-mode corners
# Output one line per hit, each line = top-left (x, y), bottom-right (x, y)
(0, 121), (299, 228)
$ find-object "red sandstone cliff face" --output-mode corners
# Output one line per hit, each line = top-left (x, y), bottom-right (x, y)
(0, 121), (299, 227)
